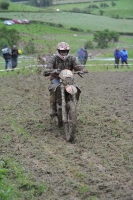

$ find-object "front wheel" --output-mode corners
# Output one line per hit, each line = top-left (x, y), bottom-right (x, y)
(65, 101), (77, 142)
(56, 106), (63, 127)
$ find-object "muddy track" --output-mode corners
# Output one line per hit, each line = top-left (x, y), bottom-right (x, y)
(0, 71), (133, 200)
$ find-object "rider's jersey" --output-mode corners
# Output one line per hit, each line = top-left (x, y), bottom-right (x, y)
(46, 54), (84, 80)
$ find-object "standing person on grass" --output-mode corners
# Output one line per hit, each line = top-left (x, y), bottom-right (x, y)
(83, 46), (88, 65)
(1, 45), (12, 71)
(77, 46), (85, 65)
(11, 45), (19, 70)
(114, 47), (121, 68)
(120, 48), (129, 68)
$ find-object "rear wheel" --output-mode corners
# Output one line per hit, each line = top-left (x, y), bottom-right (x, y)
(65, 101), (77, 142)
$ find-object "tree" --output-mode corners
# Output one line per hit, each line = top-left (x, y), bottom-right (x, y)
(40, 0), (52, 6)
(72, 7), (81, 13)
(29, 0), (53, 7)
(29, 0), (38, 6)
(100, 3), (109, 8)
(112, 1), (116, 6)
(88, 4), (99, 9)
(99, 10), (104, 16)
(10, 0), (27, 2)
(24, 40), (36, 54)
(110, 31), (119, 42)
(0, 27), (20, 50)
(84, 40), (94, 49)
(0, 2), (9, 10)
(93, 29), (120, 48)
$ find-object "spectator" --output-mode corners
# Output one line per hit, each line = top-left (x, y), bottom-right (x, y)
(83, 47), (88, 65)
(1, 45), (12, 71)
(77, 46), (85, 65)
(114, 47), (121, 68)
(11, 45), (19, 69)
(120, 48), (129, 68)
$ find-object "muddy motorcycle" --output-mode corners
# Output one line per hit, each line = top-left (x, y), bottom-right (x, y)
(45, 69), (85, 142)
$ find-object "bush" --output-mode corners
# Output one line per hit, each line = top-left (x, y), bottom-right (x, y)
(112, 1), (116, 6)
(110, 31), (120, 42)
(72, 7), (81, 13)
(88, 5), (99, 9)
(99, 10), (104, 15)
(84, 41), (94, 49)
(70, 27), (83, 32)
(93, 29), (120, 48)
(0, 27), (20, 50)
(115, 15), (119, 19)
(29, 0), (53, 7)
(83, 9), (91, 14)
(23, 40), (36, 55)
(100, 3), (109, 8)
(56, 24), (64, 28)
(0, 2), (9, 10)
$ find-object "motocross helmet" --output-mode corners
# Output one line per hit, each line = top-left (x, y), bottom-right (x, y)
(56, 42), (70, 60)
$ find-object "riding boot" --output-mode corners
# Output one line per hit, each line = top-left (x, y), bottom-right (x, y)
(49, 91), (57, 117)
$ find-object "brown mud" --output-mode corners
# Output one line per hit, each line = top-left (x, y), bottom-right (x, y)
(0, 71), (133, 200)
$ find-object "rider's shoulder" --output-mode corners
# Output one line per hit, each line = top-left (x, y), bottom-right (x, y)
(53, 54), (57, 58)
(51, 54), (58, 60)
(47, 54), (57, 61)
(68, 55), (76, 61)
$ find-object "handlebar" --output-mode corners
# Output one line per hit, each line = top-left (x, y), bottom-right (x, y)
(45, 69), (61, 73)
(74, 71), (89, 78)
(43, 69), (61, 76)
(43, 69), (88, 77)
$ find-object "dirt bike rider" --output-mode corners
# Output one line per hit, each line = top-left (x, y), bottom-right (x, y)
(43, 42), (88, 117)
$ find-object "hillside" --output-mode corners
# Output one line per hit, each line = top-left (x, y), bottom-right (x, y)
(52, 0), (103, 4)
(0, 12), (133, 33)
(51, 0), (133, 18)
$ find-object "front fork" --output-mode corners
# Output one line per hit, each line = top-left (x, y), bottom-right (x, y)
(60, 84), (67, 123)
(60, 85), (77, 123)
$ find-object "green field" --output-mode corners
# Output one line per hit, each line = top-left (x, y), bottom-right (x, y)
(0, 0), (41, 11)
(0, 0), (132, 60)
(0, 21), (94, 54)
(51, 0), (133, 18)
(1, 20), (133, 56)
(0, 0), (133, 19)
(52, 0), (102, 4)
(0, 11), (133, 33)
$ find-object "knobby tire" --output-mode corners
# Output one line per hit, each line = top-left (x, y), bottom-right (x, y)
(65, 101), (77, 142)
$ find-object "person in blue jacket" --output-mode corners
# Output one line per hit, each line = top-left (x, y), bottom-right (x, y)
(120, 48), (129, 68)
(77, 46), (85, 65)
(114, 47), (121, 68)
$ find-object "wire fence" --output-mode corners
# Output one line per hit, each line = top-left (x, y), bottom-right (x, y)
(0, 57), (133, 73)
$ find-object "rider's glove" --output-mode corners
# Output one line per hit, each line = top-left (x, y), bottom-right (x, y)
(43, 71), (50, 76)
(82, 69), (89, 73)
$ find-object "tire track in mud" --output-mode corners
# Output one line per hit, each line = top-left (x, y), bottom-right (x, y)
(0, 72), (133, 199)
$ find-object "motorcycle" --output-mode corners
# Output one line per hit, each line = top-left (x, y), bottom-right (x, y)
(44, 69), (86, 142)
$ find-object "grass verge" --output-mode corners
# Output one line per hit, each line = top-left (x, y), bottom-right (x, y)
(0, 158), (48, 200)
